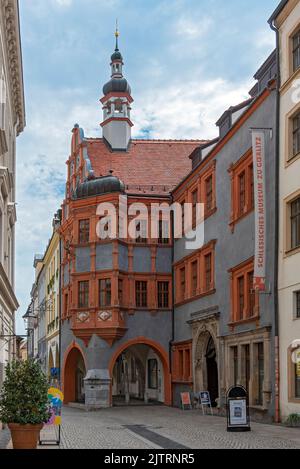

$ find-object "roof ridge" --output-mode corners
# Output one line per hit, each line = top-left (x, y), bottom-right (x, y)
(86, 138), (208, 143)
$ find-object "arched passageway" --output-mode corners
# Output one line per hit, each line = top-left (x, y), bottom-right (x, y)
(63, 346), (87, 404)
(109, 339), (171, 406)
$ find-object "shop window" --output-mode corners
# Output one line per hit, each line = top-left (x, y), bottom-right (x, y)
(257, 342), (264, 406)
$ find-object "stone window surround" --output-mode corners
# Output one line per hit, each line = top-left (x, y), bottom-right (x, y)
(285, 102), (300, 165)
(221, 328), (272, 410)
(283, 188), (300, 256)
(228, 257), (259, 327)
(287, 344), (300, 403)
(288, 20), (300, 79)
(174, 240), (216, 306)
(228, 148), (254, 232)
(172, 340), (192, 384)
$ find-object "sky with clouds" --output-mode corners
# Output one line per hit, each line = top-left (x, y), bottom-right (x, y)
(15, 0), (278, 333)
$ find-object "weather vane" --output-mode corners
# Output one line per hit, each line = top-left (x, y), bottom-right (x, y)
(115, 19), (119, 50)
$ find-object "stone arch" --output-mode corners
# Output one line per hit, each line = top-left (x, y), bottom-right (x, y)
(109, 337), (172, 405)
(62, 342), (87, 404)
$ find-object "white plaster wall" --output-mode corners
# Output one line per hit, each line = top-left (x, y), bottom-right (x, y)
(278, 1), (300, 418)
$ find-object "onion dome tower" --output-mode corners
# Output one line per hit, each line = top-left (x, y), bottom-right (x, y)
(100, 24), (134, 151)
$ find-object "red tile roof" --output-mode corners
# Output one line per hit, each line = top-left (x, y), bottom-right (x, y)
(86, 138), (207, 195)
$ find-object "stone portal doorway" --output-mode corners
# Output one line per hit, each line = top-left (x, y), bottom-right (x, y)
(194, 328), (219, 408)
(206, 337), (219, 407)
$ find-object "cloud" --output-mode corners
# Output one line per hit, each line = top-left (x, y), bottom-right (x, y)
(174, 15), (213, 40)
(53, 0), (72, 6)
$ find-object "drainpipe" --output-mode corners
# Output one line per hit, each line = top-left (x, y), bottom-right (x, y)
(169, 201), (175, 404)
(268, 17), (281, 424)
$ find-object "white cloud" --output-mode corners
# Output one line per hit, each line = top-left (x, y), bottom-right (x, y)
(53, 0), (73, 6)
(175, 15), (213, 40)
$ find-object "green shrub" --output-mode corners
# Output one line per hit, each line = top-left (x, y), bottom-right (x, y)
(0, 359), (51, 425)
(285, 413), (300, 427)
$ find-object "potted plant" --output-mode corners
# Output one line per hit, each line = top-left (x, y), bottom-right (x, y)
(0, 359), (51, 449)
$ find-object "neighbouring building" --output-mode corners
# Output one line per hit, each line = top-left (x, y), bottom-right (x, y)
(18, 339), (27, 361)
(172, 52), (278, 421)
(37, 260), (47, 373)
(269, 0), (300, 420)
(45, 212), (61, 382)
(0, 0), (25, 392)
(60, 34), (205, 408)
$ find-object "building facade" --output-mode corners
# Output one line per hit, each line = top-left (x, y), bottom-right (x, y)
(37, 262), (47, 374)
(270, 0), (300, 420)
(60, 37), (204, 408)
(44, 213), (61, 382)
(0, 0), (25, 392)
(172, 53), (278, 421)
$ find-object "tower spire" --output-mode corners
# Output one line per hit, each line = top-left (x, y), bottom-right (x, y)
(115, 19), (119, 51)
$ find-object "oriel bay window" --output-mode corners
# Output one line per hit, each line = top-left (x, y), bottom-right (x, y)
(79, 219), (90, 244)
(158, 281), (169, 308)
(78, 281), (89, 309)
(230, 259), (258, 324)
(99, 279), (111, 307)
(118, 279), (123, 305)
(136, 281), (147, 308)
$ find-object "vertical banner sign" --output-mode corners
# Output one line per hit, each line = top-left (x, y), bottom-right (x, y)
(252, 131), (266, 291)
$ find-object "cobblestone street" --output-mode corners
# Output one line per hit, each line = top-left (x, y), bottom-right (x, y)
(2, 405), (298, 450)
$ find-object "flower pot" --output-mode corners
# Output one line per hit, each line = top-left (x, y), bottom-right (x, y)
(8, 423), (43, 449)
